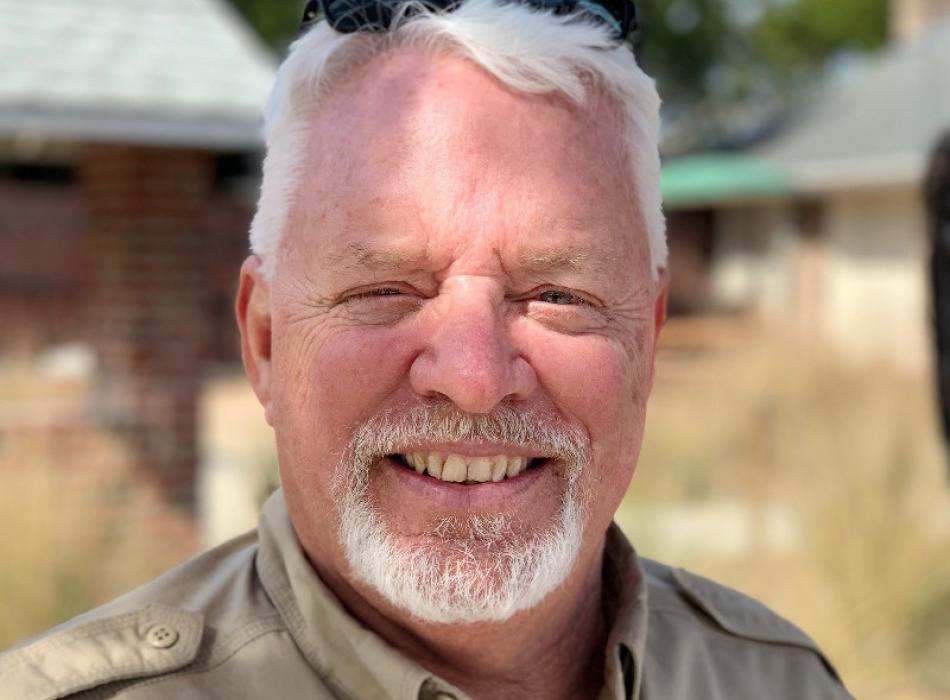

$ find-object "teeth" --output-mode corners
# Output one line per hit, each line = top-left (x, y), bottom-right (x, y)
(402, 452), (537, 484)
(507, 456), (525, 478)
(426, 452), (443, 479)
(490, 456), (508, 482)
(468, 457), (492, 482)
(442, 454), (467, 482)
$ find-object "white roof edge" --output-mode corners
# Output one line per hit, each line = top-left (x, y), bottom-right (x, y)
(0, 108), (263, 151)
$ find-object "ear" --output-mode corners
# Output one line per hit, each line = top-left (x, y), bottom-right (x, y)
(652, 267), (670, 352)
(236, 256), (274, 426)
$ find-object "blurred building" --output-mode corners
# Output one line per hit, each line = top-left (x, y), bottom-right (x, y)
(0, 0), (275, 509)
(3, 0), (946, 533)
(663, 1), (950, 370)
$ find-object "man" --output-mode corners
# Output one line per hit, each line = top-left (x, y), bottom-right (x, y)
(0, 0), (852, 697)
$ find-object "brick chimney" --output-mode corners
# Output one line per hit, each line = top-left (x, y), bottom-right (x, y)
(892, 0), (950, 41)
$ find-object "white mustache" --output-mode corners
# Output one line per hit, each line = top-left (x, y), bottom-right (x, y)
(343, 400), (591, 487)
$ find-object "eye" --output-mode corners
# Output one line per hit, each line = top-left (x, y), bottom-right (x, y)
(537, 289), (586, 306)
(334, 284), (423, 325)
(363, 287), (403, 297)
(344, 286), (407, 301)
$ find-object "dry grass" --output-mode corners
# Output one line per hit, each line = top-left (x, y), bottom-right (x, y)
(0, 390), (197, 649)
(2, 321), (948, 700)
(618, 319), (950, 700)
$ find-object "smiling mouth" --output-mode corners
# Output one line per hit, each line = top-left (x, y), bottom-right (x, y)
(390, 452), (547, 484)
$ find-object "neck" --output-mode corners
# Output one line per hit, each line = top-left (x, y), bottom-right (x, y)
(313, 545), (608, 700)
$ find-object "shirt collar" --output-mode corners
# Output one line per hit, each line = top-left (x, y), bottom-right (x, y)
(256, 489), (649, 700)
(256, 490), (443, 700)
(600, 522), (650, 700)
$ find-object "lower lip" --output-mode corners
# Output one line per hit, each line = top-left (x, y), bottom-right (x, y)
(381, 456), (548, 509)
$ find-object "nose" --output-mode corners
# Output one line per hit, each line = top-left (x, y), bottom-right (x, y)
(409, 277), (537, 414)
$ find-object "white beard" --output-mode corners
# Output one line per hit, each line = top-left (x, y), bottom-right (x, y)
(334, 402), (589, 624)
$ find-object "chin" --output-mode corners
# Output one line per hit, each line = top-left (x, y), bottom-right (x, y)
(338, 482), (587, 624)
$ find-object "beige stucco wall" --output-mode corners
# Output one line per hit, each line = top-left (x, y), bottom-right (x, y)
(706, 187), (930, 371)
(821, 187), (929, 370)
(709, 203), (798, 314)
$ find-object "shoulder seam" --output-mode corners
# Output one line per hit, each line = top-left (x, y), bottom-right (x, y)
(671, 568), (818, 648)
(196, 614), (287, 670)
(670, 567), (845, 685)
(650, 604), (825, 654)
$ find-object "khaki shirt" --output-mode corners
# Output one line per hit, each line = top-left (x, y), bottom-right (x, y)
(0, 491), (852, 699)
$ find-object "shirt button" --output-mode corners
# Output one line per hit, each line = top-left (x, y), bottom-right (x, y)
(145, 623), (180, 649)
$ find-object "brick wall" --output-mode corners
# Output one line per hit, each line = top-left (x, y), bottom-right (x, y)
(202, 192), (254, 364)
(0, 181), (85, 351)
(78, 144), (247, 509)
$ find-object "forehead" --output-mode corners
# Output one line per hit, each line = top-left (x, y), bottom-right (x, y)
(287, 48), (645, 270)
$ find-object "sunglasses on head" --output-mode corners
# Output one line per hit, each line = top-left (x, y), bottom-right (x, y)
(300, 0), (638, 40)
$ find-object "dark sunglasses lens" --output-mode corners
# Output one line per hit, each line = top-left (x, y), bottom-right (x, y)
(316, 0), (461, 32)
(302, 0), (637, 38)
(595, 0), (637, 36)
(521, 0), (577, 14)
(324, 0), (391, 31)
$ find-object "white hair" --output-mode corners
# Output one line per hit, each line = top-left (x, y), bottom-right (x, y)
(334, 400), (590, 623)
(249, 0), (666, 280)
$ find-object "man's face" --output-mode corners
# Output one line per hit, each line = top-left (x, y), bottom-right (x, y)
(239, 49), (666, 620)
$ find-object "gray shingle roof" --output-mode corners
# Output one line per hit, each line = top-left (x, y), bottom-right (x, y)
(0, 0), (278, 149)
(759, 18), (950, 191)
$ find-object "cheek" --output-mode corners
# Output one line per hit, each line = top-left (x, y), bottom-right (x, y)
(284, 323), (415, 422)
(521, 330), (651, 507)
(270, 320), (416, 471)
(524, 330), (649, 434)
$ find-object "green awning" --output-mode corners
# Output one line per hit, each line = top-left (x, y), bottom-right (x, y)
(661, 154), (792, 207)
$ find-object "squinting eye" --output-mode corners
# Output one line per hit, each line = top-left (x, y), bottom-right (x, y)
(347, 287), (404, 300)
(537, 289), (584, 306)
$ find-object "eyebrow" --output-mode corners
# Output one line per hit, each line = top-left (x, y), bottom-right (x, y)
(326, 243), (426, 273)
(515, 248), (592, 274)
(329, 243), (597, 278)
(513, 214), (622, 275)
(324, 216), (614, 277)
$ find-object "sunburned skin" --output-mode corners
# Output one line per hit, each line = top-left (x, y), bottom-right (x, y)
(237, 48), (668, 700)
